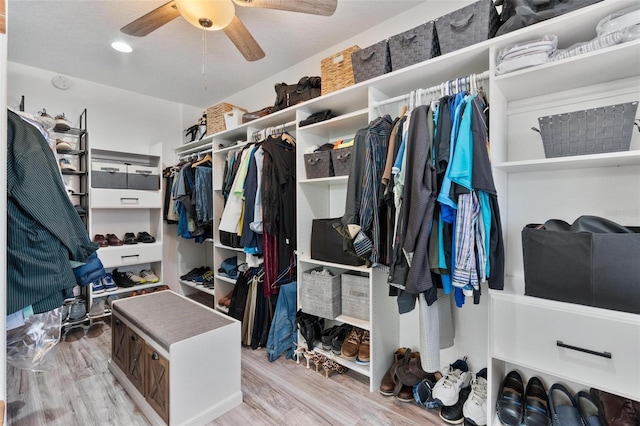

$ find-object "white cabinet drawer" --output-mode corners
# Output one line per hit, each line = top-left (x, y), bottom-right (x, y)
(96, 243), (162, 268)
(491, 294), (640, 400)
(91, 188), (161, 209)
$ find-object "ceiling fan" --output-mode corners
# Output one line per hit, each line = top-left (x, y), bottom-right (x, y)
(121, 0), (338, 62)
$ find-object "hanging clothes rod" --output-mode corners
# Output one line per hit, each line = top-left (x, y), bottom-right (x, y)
(372, 70), (491, 109)
(179, 148), (212, 161)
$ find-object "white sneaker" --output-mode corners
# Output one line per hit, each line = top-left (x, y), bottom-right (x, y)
(463, 368), (488, 426)
(432, 358), (472, 406)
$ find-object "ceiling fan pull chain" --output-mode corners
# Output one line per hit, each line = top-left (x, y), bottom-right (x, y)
(202, 29), (208, 90)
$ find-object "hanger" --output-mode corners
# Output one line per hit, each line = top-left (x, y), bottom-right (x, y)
(191, 152), (212, 168)
(399, 104), (408, 118)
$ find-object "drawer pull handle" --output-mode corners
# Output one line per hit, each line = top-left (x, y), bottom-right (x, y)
(151, 352), (159, 361)
(120, 197), (139, 204)
(121, 255), (140, 263)
(556, 340), (612, 359)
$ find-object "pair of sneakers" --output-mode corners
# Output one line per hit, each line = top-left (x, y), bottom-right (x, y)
(92, 273), (118, 294)
(414, 358), (487, 425)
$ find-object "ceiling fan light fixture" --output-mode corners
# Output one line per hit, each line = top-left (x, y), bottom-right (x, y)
(111, 41), (133, 53)
(175, 0), (235, 31)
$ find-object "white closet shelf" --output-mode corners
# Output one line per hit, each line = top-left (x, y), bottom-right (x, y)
(214, 141), (251, 155)
(298, 256), (371, 273)
(214, 274), (236, 284)
(298, 175), (349, 186)
(216, 305), (230, 314)
(493, 150), (640, 173)
(298, 108), (369, 138)
(494, 40), (640, 102)
(180, 279), (215, 296)
(214, 242), (245, 253)
(335, 315), (370, 331)
(99, 282), (165, 298)
(175, 136), (214, 155)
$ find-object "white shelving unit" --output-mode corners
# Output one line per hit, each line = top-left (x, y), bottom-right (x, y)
(169, 0), (640, 400)
(87, 146), (164, 318)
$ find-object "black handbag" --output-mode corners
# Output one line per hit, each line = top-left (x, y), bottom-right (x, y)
(299, 109), (336, 127)
(273, 76), (321, 112)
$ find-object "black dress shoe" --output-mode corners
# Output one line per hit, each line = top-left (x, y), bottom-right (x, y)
(549, 383), (581, 426)
(321, 325), (340, 350)
(332, 325), (351, 355)
(440, 385), (472, 424)
(523, 377), (550, 426)
(123, 232), (138, 245)
(496, 370), (524, 426)
(137, 231), (156, 243)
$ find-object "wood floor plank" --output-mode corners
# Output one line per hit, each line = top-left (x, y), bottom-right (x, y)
(7, 319), (446, 425)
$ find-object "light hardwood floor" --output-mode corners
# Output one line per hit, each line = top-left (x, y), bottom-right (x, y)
(7, 318), (445, 425)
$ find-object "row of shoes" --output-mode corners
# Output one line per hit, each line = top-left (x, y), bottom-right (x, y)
(217, 290), (234, 308)
(323, 324), (370, 364)
(103, 285), (170, 309)
(62, 297), (88, 322)
(111, 268), (159, 288)
(180, 266), (215, 288)
(55, 138), (75, 152)
(294, 346), (349, 378)
(496, 371), (637, 426)
(94, 232), (156, 247)
(38, 109), (73, 132)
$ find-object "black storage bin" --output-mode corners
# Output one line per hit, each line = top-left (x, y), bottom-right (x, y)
(330, 147), (353, 177)
(219, 230), (241, 248)
(311, 218), (365, 266)
(388, 21), (440, 71)
(304, 151), (334, 179)
(351, 40), (392, 84)
(434, 0), (500, 55)
(522, 224), (640, 314)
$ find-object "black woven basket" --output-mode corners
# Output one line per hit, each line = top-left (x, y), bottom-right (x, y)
(435, 0), (500, 55)
(351, 40), (392, 84)
(534, 101), (639, 158)
(388, 21), (440, 71)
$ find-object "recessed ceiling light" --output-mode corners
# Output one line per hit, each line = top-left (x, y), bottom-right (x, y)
(111, 41), (133, 53)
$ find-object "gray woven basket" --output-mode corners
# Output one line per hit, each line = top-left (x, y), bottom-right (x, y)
(389, 21), (440, 71)
(351, 39), (392, 84)
(300, 268), (341, 319)
(435, 0), (500, 55)
(341, 273), (369, 321)
(535, 101), (639, 158)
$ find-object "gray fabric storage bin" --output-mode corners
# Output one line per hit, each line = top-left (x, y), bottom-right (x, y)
(92, 161), (127, 189)
(389, 21), (440, 71)
(435, 0), (500, 55)
(351, 40), (392, 84)
(127, 164), (160, 190)
(300, 268), (341, 319)
(304, 151), (334, 179)
(330, 147), (353, 176)
(341, 273), (369, 321)
(535, 101), (638, 158)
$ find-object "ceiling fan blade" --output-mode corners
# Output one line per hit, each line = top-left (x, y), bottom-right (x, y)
(121, 0), (181, 37)
(223, 16), (265, 62)
(233, 0), (337, 16)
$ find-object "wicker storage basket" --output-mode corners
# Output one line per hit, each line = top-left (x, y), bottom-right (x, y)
(206, 103), (247, 135)
(434, 0), (500, 55)
(536, 101), (639, 158)
(321, 45), (360, 96)
(341, 273), (369, 321)
(301, 268), (342, 319)
(389, 21), (440, 71)
(330, 147), (353, 176)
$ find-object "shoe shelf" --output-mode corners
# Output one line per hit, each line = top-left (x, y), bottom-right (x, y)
(492, 151), (640, 173)
(214, 274), (236, 285)
(100, 282), (165, 298)
(311, 346), (371, 377)
(335, 315), (370, 332)
(179, 279), (215, 297)
(213, 242), (245, 253)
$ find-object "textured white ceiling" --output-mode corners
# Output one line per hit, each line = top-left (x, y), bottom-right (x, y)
(8, 0), (432, 108)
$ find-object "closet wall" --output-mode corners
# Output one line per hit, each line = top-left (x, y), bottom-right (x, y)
(223, 1), (474, 112)
(7, 62), (202, 286)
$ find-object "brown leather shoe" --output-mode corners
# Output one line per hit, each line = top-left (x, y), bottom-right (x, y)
(590, 388), (638, 426)
(93, 234), (108, 248)
(397, 385), (414, 402)
(357, 330), (370, 363)
(106, 233), (124, 246)
(340, 328), (362, 361)
(379, 347), (409, 396)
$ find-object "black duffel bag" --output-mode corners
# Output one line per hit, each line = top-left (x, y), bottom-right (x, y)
(273, 76), (321, 112)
